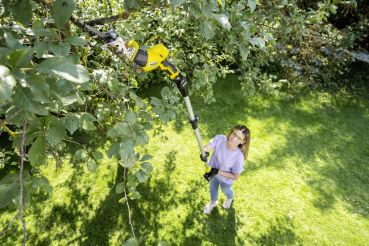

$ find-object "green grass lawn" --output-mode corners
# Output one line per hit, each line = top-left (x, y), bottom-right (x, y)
(1, 76), (369, 245)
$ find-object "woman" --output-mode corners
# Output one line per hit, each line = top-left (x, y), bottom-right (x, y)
(203, 125), (250, 214)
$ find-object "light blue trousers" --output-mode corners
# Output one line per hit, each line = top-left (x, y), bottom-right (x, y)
(210, 175), (234, 202)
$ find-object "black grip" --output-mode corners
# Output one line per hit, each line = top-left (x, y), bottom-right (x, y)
(162, 59), (178, 75)
(200, 151), (209, 162)
(203, 168), (219, 182)
(174, 74), (188, 97)
(102, 29), (119, 43)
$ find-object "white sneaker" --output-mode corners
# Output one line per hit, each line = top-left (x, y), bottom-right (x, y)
(204, 201), (218, 214)
(223, 199), (233, 209)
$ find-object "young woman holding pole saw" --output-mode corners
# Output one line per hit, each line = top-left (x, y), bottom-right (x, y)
(203, 125), (251, 214)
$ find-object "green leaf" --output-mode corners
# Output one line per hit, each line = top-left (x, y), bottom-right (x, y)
(140, 154), (153, 161)
(158, 241), (171, 246)
(49, 79), (75, 100)
(13, 87), (48, 115)
(74, 149), (88, 161)
(60, 93), (79, 106)
(9, 0), (32, 26)
(329, 4), (337, 14)
(33, 41), (49, 59)
(169, 0), (185, 6)
(212, 14), (231, 31)
(66, 36), (86, 46)
(4, 31), (22, 50)
(108, 142), (120, 158)
(123, 237), (138, 246)
(160, 87), (171, 98)
(0, 65), (16, 101)
(49, 42), (71, 56)
(125, 111), (137, 125)
(62, 113), (80, 134)
(26, 74), (51, 103)
(87, 158), (97, 172)
(37, 57), (90, 83)
(107, 122), (130, 138)
(79, 112), (97, 131)
(128, 190), (141, 200)
(248, 0), (257, 12)
(46, 122), (66, 147)
(241, 21), (250, 32)
(32, 20), (54, 37)
(135, 169), (147, 183)
(119, 140), (134, 160)
(238, 44), (250, 60)
(92, 151), (103, 160)
(136, 131), (149, 145)
(28, 137), (46, 166)
(119, 140), (137, 168)
(51, 0), (76, 29)
(124, 0), (141, 9)
(150, 97), (162, 106)
(200, 21), (216, 40)
(115, 182), (124, 194)
(31, 176), (52, 193)
(0, 173), (19, 209)
(248, 37), (265, 49)
(7, 48), (32, 69)
(141, 162), (153, 174)
(130, 92), (146, 109)
(118, 197), (126, 204)
(0, 182), (18, 208)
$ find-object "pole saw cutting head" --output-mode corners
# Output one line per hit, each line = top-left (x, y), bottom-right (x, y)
(102, 29), (137, 61)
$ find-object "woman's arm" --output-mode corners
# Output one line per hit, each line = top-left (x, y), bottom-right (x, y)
(218, 170), (240, 180)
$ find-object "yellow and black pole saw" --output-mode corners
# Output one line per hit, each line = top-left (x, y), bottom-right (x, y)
(99, 29), (210, 173)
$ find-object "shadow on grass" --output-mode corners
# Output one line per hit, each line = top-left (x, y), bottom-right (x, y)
(13, 161), (128, 246)
(79, 164), (125, 246)
(191, 76), (369, 217)
(134, 75), (369, 244)
(244, 216), (303, 245)
(3, 76), (368, 244)
(130, 150), (237, 245)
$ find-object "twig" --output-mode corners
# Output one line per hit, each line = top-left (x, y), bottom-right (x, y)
(0, 214), (19, 238)
(106, 0), (113, 16)
(84, 13), (129, 26)
(19, 121), (28, 245)
(123, 168), (136, 238)
(50, 148), (62, 169)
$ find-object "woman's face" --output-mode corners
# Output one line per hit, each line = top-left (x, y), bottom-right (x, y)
(228, 129), (245, 146)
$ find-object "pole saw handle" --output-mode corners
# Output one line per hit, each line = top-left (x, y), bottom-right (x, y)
(200, 151), (209, 162)
(160, 60), (188, 97)
(160, 59), (179, 80)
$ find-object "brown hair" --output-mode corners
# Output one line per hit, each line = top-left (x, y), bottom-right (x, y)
(227, 125), (251, 160)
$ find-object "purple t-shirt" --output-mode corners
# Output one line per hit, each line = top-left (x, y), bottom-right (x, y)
(208, 135), (245, 185)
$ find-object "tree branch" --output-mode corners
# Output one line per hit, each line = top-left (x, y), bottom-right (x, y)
(123, 167), (136, 239)
(84, 13), (129, 26)
(19, 120), (28, 246)
(106, 0), (113, 16)
(33, 0), (129, 41)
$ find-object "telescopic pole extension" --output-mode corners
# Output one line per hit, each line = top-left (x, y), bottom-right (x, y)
(167, 67), (209, 163)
